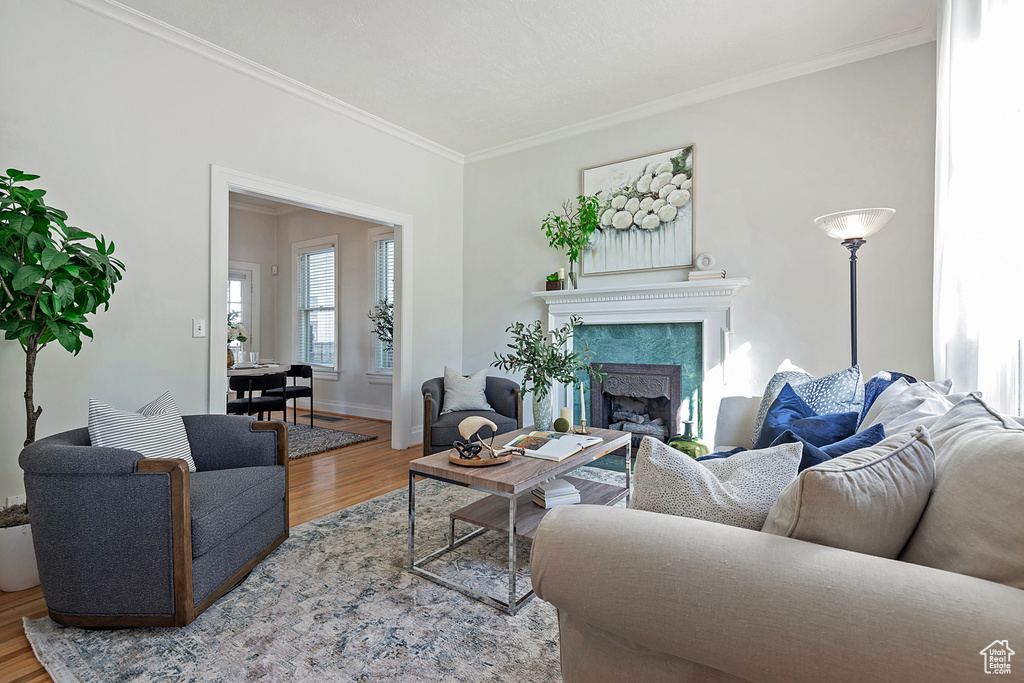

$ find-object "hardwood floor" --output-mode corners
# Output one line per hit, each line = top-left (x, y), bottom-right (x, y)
(0, 410), (421, 683)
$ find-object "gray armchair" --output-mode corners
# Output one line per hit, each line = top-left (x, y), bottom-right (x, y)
(421, 376), (523, 455)
(19, 414), (288, 628)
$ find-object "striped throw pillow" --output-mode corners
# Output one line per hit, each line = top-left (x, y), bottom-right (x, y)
(88, 392), (196, 472)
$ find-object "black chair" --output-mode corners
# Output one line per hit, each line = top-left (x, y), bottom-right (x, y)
(421, 376), (522, 456)
(227, 372), (287, 421)
(263, 364), (314, 427)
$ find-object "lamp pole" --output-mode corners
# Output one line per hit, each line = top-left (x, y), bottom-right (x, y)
(842, 238), (866, 367)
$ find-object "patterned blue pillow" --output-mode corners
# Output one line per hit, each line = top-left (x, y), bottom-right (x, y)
(754, 384), (858, 450)
(695, 446), (747, 462)
(752, 365), (864, 445)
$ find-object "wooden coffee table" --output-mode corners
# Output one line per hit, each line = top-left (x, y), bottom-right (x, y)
(407, 426), (631, 615)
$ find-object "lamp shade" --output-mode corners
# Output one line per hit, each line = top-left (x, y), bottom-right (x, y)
(814, 208), (895, 241)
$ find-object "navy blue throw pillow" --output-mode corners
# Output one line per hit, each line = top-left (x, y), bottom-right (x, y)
(822, 422), (886, 458)
(859, 371), (918, 427)
(755, 384), (858, 449)
(695, 446), (746, 462)
(771, 423), (886, 472)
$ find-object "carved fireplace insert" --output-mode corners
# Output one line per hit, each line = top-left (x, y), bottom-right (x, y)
(589, 363), (683, 446)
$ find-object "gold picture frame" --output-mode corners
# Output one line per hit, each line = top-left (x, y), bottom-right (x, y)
(581, 144), (695, 276)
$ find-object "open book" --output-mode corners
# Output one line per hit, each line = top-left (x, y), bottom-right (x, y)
(504, 431), (603, 461)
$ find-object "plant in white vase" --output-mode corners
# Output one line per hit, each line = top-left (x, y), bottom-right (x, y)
(227, 311), (247, 367)
(491, 315), (603, 431)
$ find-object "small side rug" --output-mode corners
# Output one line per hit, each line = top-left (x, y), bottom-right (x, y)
(23, 467), (627, 682)
(287, 424), (376, 460)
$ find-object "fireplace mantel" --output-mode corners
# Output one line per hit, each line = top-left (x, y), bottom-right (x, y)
(533, 278), (750, 447)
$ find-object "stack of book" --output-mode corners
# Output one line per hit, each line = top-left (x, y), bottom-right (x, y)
(688, 269), (727, 281)
(532, 478), (581, 508)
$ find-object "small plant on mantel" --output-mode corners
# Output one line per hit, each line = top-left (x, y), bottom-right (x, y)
(0, 169), (126, 447)
(491, 315), (604, 430)
(541, 195), (600, 288)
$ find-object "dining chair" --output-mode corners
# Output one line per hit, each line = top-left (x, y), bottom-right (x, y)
(264, 364), (315, 427)
(227, 372), (287, 421)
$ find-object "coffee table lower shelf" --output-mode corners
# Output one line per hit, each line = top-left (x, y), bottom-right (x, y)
(450, 476), (626, 541)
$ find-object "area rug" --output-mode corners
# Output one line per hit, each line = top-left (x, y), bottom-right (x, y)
(23, 467), (627, 682)
(586, 452), (633, 473)
(287, 423), (376, 460)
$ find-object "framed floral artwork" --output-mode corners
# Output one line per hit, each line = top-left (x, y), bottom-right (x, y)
(581, 144), (694, 275)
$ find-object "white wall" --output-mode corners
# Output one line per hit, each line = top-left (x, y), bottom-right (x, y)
(274, 209), (392, 419)
(228, 205), (278, 360)
(0, 0), (464, 499)
(463, 45), (937, 422)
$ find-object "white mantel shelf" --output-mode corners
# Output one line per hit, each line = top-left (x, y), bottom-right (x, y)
(533, 277), (751, 448)
(533, 278), (750, 311)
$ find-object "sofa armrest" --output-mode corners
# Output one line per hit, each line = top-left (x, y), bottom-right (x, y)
(713, 396), (759, 450)
(20, 439), (142, 475)
(532, 505), (1024, 683)
(182, 414), (282, 471)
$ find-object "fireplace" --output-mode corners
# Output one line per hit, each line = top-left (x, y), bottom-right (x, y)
(590, 363), (683, 446)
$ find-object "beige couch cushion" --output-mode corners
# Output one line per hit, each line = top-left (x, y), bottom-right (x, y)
(899, 394), (1024, 589)
(762, 427), (935, 558)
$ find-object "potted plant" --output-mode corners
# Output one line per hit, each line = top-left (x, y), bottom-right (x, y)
(491, 315), (603, 430)
(0, 502), (35, 592)
(0, 169), (125, 591)
(544, 272), (563, 291)
(367, 298), (393, 354)
(541, 195), (600, 289)
(227, 311), (247, 367)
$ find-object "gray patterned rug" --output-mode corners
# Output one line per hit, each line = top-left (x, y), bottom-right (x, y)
(23, 467), (626, 682)
(287, 424), (376, 460)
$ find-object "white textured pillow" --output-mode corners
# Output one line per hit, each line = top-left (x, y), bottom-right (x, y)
(899, 395), (1024, 589)
(752, 363), (864, 445)
(88, 392), (196, 472)
(630, 436), (802, 529)
(762, 427), (935, 558)
(858, 379), (954, 436)
(440, 366), (493, 414)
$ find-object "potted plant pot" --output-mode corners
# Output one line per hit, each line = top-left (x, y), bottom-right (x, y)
(0, 505), (39, 592)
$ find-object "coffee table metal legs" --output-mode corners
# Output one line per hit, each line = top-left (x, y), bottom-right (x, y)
(408, 471), (532, 616)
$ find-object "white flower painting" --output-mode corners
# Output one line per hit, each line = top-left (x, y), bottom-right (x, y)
(582, 144), (694, 275)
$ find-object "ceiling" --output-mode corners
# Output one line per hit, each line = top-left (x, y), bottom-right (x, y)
(229, 191), (304, 215)
(117, 0), (936, 156)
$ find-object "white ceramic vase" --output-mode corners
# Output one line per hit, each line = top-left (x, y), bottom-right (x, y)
(0, 523), (39, 592)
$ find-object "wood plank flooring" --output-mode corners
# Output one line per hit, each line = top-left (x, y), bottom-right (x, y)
(0, 410), (421, 683)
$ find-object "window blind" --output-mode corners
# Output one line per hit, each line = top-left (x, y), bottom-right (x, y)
(373, 237), (394, 370)
(297, 246), (335, 366)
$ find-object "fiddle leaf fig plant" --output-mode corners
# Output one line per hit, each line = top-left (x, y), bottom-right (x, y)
(0, 169), (125, 446)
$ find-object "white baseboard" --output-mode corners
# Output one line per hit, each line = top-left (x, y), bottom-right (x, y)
(306, 398), (392, 422)
(410, 426), (423, 446)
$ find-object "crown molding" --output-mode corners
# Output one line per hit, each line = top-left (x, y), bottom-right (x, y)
(62, 0), (464, 165)
(228, 199), (303, 217)
(465, 25), (936, 163)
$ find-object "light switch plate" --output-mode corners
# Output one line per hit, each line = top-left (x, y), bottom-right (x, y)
(6, 495), (26, 507)
(192, 318), (206, 338)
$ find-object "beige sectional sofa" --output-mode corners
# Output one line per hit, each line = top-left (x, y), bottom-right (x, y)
(531, 395), (1024, 682)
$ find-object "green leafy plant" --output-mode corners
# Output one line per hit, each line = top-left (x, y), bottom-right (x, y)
(545, 272), (560, 282)
(0, 169), (125, 446)
(367, 298), (393, 351)
(541, 195), (600, 265)
(491, 315), (604, 399)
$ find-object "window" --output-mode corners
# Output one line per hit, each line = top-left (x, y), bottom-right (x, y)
(296, 242), (336, 368)
(372, 231), (395, 372)
(227, 273), (245, 357)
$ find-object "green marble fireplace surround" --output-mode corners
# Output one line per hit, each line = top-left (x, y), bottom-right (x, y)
(573, 322), (703, 437)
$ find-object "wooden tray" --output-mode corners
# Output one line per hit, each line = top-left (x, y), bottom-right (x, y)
(448, 451), (514, 467)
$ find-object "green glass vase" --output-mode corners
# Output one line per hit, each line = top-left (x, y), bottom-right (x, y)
(668, 421), (709, 459)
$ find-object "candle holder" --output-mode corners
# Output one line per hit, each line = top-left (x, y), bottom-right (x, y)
(573, 417), (591, 435)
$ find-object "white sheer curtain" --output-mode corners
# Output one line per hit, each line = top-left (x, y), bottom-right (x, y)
(934, 0), (1024, 412)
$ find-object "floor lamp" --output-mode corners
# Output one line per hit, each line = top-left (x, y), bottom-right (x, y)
(814, 208), (896, 367)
